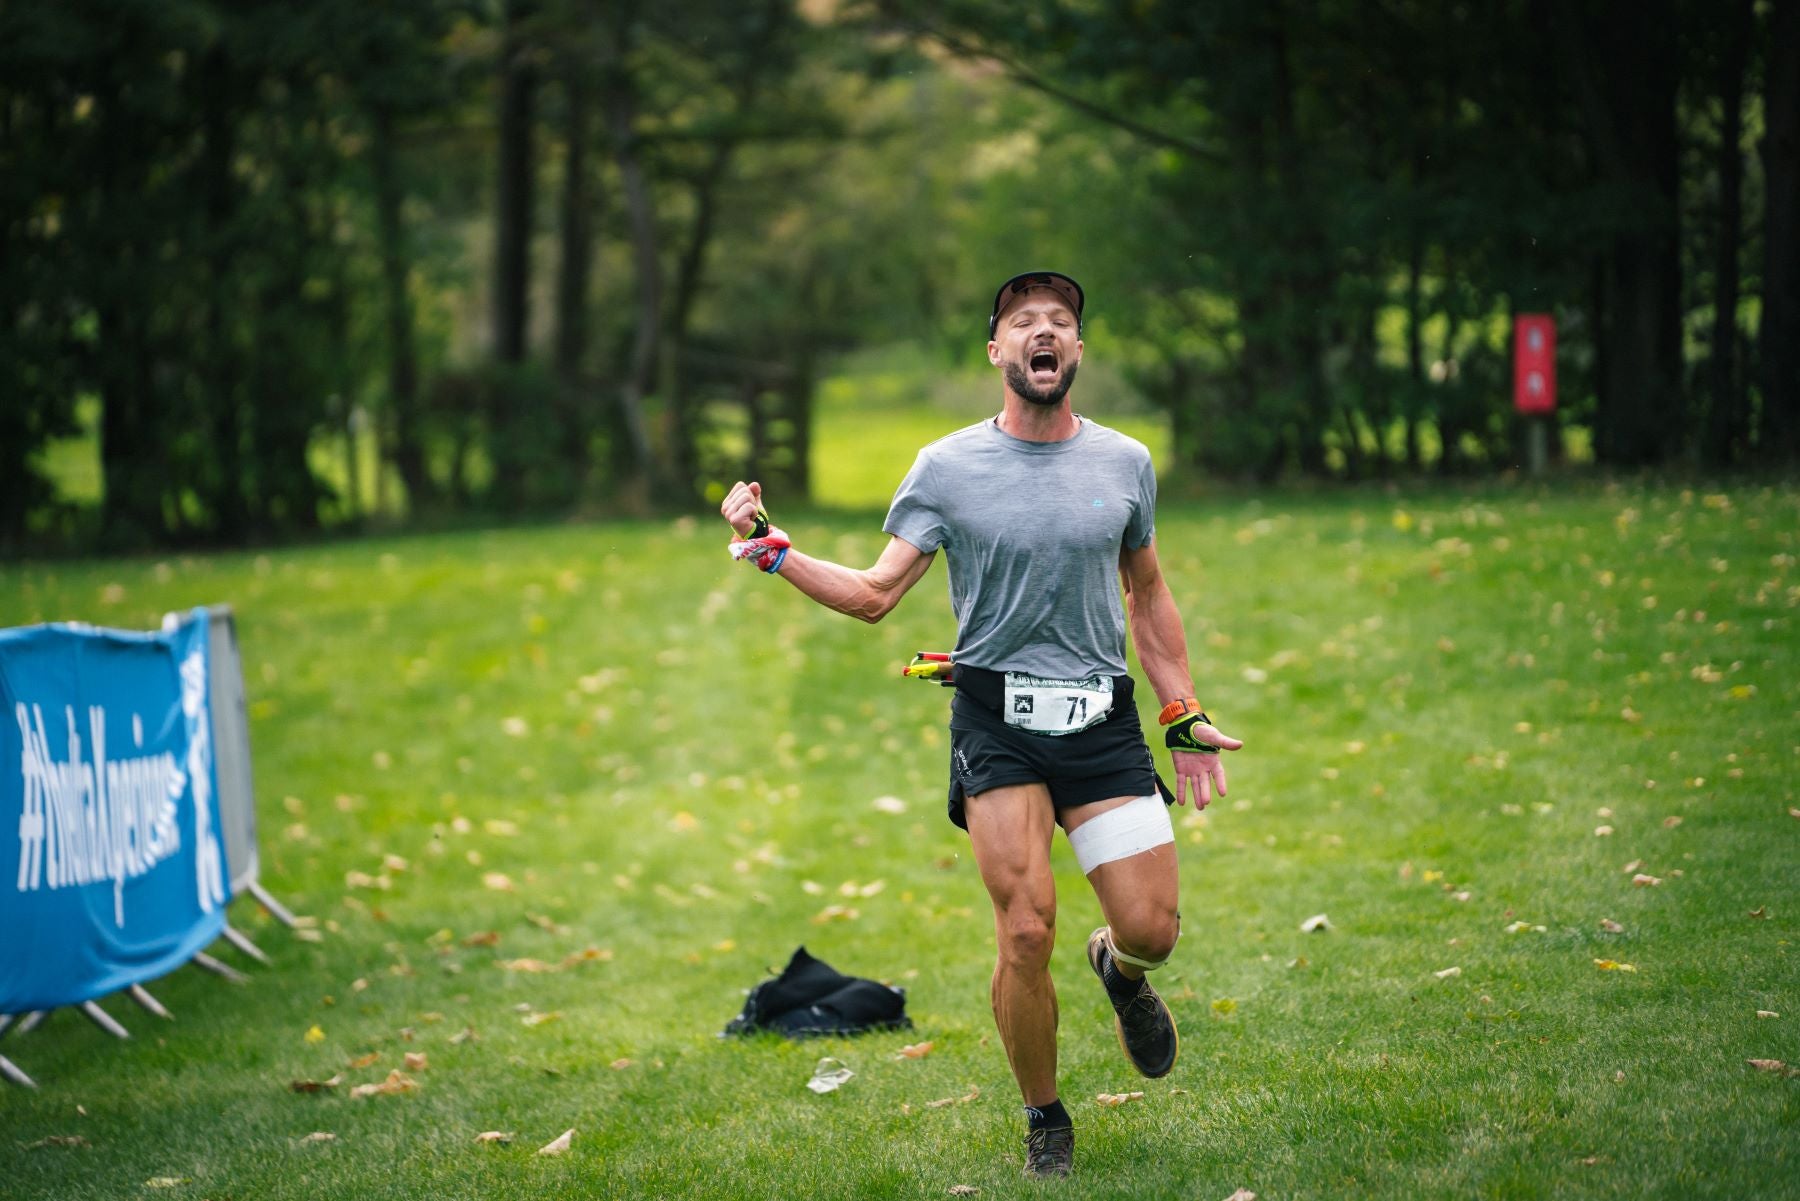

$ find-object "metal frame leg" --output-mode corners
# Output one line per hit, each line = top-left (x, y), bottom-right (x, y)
(191, 952), (249, 984)
(247, 881), (302, 929)
(79, 1000), (130, 1039)
(127, 984), (173, 1020)
(0, 1054), (35, 1088)
(220, 924), (271, 965)
(14, 1011), (47, 1035)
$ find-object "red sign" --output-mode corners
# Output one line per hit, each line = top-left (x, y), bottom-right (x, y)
(1513, 314), (1556, 414)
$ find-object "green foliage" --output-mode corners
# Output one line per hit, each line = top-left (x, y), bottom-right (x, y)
(3, 0), (1792, 550)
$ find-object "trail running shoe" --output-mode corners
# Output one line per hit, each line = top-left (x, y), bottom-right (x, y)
(1087, 926), (1179, 1079)
(1023, 1124), (1074, 1179)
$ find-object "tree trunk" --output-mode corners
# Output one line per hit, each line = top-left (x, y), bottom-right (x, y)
(197, 46), (247, 540)
(1703, 0), (1752, 466)
(554, 64), (595, 487)
(663, 137), (737, 500)
(93, 76), (164, 545)
(1404, 225), (1425, 471)
(1760, 0), (1800, 461)
(1560, 2), (1683, 466)
(604, 56), (663, 505)
(494, 0), (536, 365)
(369, 102), (433, 509)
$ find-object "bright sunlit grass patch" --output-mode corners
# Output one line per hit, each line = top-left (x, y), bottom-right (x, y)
(0, 481), (1794, 1200)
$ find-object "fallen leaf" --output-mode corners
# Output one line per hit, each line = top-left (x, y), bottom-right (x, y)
(1632, 874), (1663, 887)
(1621, 859), (1643, 873)
(403, 1052), (428, 1072)
(348, 1052), (380, 1069)
(1747, 1059), (1788, 1073)
(1224, 1191), (1258, 1201)
(297, 1132), (337, 1144)
(1757, 1011), (1779, 1019)
(462, 930), (501, 947)
(485, 819), (520, 836)
(609, 1058), (634, 1070)
(925, 1086), (981, 1109)
(871, 796), (908, 814)
(1662, 815), (1683, 829)
(895, 1042), (934, 1060)
(304, 1025), (326, 1044)
(948, 1187), (979, 1197)
(499, 958), (559, 974)
(1299, 913), (1331, 933)
(1593, 959), (1637, 972)
(1594, 825), (1614, 837)
(1749, 907), (1768, 920)
(25, 1135), (90, 1149)
(450, 1026), (480, 1045)
(1095, 1091), (1146, 1106)
(1599, 918), (1625, 933)
(144, 1177), (190, 1189)
(538, 1128), (574, 1156)
(1434, 966), (1461, 979)
(521, 1011), (563, 1027)
(290, 1075), (342, 1093)
(349, 1069), (418, 1099)
(482, 873), (515, 892)
(1211, 997), (1237, 1016)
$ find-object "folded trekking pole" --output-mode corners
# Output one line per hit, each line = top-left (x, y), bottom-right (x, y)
(901, 652), (955, 686)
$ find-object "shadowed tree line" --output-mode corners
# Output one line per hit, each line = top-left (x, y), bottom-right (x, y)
(1, 0), (1794, 549)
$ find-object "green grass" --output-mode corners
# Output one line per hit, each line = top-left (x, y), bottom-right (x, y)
(1, 479), (1796, 1200)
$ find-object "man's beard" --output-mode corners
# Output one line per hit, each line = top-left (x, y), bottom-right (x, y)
(1003, 357), (1079, 407)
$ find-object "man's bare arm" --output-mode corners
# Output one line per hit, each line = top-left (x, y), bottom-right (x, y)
(721, 479), (934, 624)
(777, 536), (935, 624)
(1120, 539), (1243, 807)
(1119, 540), (1197, 705)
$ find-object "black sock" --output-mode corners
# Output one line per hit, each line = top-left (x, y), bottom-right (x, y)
(1101, 949), (1145, 1004)
(1025, 1098), (1071, 1131)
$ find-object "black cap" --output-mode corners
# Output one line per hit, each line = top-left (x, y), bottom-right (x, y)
(988, 271), (1085, 338)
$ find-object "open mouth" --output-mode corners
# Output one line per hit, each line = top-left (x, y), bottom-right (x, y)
(1028, 349), (1059, 379)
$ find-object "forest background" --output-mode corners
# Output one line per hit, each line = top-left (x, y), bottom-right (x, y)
(3, 0), (1796, 551)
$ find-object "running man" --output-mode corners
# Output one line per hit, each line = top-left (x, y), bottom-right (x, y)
(719, 270), (1242, 1179)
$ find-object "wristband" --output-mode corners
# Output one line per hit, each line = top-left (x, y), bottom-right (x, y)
(728, 524), (792, 574)
(1157, 697), (1205, 726)
(1165, 710), (1221, 755)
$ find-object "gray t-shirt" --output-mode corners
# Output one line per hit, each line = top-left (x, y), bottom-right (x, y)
(883, 416), (1156, 678)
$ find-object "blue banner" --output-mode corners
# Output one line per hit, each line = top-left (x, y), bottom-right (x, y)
(1, 610), (230, 1013)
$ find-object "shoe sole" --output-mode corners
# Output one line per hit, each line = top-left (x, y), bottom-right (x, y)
(1087, 926), (1179, 1079)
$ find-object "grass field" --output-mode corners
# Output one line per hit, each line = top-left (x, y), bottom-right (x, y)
(2, 474), (1797, 1200)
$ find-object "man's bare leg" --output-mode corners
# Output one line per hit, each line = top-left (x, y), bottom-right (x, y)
(1061, 795), (1182, 976)
(1061, 795), (1182, 1077)
(963, 782), (1061, 1106)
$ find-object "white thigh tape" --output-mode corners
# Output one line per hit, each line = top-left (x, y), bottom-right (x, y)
(1067, 794), (1174, 874)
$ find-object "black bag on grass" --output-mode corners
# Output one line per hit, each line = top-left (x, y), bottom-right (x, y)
(723, 946), (912, 1038)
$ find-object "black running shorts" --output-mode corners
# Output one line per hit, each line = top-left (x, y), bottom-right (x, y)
(945, 690), (1171, 831)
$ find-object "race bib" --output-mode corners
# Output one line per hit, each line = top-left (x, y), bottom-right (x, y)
(1003, 672), (1114, 736)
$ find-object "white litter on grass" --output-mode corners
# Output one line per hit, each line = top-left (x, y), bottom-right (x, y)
(1299, 914), (1331, 933)
(807, 1057), (855, 1094)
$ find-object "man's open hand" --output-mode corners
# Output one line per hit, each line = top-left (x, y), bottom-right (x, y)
(1171, 721), (1243, 810)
